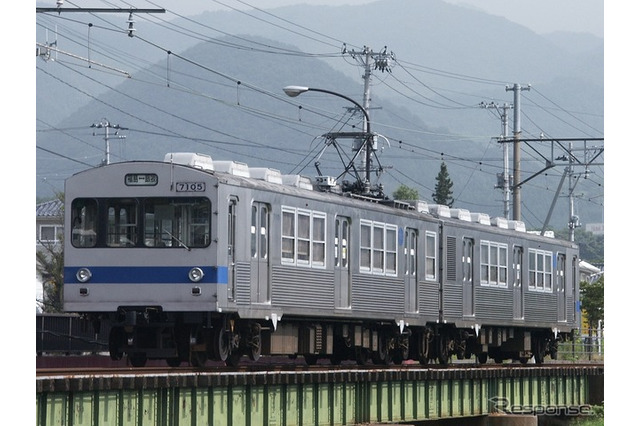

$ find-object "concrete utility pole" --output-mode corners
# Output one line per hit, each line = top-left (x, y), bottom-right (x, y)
(91, 119), (127, 165)
(344, 46), (394, 174)
(505, 83), (530, 221)
(481, 102), (513, 218)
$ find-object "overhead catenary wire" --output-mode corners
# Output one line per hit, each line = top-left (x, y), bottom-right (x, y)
(35, 0), (603, 222)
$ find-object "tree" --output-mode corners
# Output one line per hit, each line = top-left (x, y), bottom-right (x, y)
(36, 193), (65, 312)
(36, 240), (65, 312)
(432, 162), (454, 207)
(581, 274), (604, 332)
(393, 184), (419, 200)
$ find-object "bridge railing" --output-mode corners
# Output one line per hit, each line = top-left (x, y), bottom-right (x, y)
(557, 329), (604, 362)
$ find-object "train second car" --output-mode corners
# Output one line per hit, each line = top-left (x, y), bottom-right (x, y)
(63, 153), (580, 367)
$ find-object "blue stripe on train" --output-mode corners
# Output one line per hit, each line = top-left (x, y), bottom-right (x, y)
(63, 266), (228, 284)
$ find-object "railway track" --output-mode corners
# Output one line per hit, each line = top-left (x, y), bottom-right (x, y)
(36, 355), (602, 378)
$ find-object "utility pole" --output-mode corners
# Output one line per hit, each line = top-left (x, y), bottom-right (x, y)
(91, 119), (127, 165)
(344, 46), (395, 174)
(481, 102), (513, 218)
(505, 83), (530, 221)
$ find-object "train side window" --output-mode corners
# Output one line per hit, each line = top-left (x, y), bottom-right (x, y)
(425, 231), (437, 281)
(281, 209), (295, 262)
(386, 226), (397, 274)
(528, 248), (553, 292)
(312, 212), (326, 267)
(71, 199), (98, 248)
(480, 241), (508, 287)
(335, 217), (350, 268)
(281, 206), (326, 268)
(297, 211), (311, 264)
(359, 220), (397, 276)
(360, 221), (372, 271)
(557, 253), (566, 293)
(251, 205), (258, 258)
(252, 203), (269, 259)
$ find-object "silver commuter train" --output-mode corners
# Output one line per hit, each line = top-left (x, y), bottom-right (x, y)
(63, 152), (580, 367)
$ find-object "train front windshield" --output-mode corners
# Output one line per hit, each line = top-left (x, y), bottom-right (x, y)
(71, 197), (211, 249)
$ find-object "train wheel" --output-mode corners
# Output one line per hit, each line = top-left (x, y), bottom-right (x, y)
(304, 354), (319, 365)
(418, 330), (431, 366)
(437, 334), (450, 365)
(190, 350), (207, 367)
(129, 352), (147, 367)
(533, 336), (546, 364)
(213, 324), (230, 362)
(247, 323), (262, 362)
(166, 357), (181, 367)
(329, 354), (342, 365)
(109, 327), (124, 361)
(189, 328), (208, 367)
(372, 335), (391, 365)
(355, 347), (369, 365)
(519, 357), (530, 365)
(477, 353), (488, 364)
(225, 350), (242, 367)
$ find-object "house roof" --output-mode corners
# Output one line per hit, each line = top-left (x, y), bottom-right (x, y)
(36, 199), (63, 217)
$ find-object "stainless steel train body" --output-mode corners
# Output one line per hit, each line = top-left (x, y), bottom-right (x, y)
(64, 153), (580, 367)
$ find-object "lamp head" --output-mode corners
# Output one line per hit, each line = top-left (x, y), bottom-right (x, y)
(283, 85), (309, 97)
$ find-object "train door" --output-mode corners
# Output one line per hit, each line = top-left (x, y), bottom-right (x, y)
(513, 245), (524, 320)
(251, 202), (270, 304)
(570, 255), (578, 323)
(227, 197), (238, 301)
(462, 237), (475, 317)
(557, 253), (567, 322)
(404, 228), (418, 313)
(334, 216), (351, 309)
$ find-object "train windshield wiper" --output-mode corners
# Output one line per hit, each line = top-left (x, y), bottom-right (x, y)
(163, 228), (191, 251)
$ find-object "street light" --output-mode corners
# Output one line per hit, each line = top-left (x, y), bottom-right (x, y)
(283, 85), (372, 192)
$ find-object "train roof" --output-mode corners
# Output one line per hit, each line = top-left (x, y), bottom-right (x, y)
(68, 152), (572, 246)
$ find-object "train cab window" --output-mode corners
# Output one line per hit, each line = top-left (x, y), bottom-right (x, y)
(107, 200), (138, 247)
(143, 197), (210, 248)
(71, 199), (98, 248)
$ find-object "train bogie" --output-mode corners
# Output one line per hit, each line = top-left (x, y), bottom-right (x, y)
(63, 153), (580, 367)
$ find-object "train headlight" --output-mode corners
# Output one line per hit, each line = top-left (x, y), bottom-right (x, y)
(188, 267), (204, 283)
(76, 267), (92, 283)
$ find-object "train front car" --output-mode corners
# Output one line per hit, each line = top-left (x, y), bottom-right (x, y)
(64, 154), (227, 367)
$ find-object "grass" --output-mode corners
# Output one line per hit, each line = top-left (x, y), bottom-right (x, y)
(570, 404), (604, 426)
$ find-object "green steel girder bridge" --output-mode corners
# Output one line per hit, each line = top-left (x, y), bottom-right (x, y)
(36, 364), (603, 425)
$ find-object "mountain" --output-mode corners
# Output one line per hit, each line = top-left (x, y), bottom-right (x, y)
(35, 0), (603, 230)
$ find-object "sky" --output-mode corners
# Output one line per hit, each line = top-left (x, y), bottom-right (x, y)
(36, 0), (604, 37)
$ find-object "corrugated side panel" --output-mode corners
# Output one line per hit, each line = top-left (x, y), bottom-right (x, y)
(271, 266), (334, 310)
(524, 291), (557, 323)
(234, 262), (251, 305)
(418, 281), (440, 317)
(475, 286), (513, 321)
(446, 236), (457, 282)
(442, 284), (462, 317)
(567, 294), (576, 324)
(351, 275), (404, 315)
